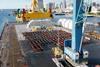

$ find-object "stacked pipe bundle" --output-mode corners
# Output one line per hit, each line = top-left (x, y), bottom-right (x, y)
(23, 30), (71, 52)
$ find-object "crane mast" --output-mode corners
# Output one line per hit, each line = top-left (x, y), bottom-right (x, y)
(64, 0), (89, 63)
(52, 0), (92, 66)
(31, 0), (38, 12)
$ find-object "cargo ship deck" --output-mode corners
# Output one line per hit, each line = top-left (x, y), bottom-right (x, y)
(0, 22), (100, 67)
(15, 23), (100, 67)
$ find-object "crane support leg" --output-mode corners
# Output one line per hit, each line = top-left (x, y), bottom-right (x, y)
(64, 0), (88, 63)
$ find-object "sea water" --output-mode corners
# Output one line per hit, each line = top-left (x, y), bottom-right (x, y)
(0, 9), (16, 36)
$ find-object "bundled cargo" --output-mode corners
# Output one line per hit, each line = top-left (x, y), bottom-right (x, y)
(23, 30), (71, 52)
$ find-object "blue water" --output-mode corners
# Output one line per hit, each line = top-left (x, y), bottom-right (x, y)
(0, 9), (16, 36)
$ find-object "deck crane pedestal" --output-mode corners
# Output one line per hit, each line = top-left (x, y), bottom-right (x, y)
(52, 0), (91, 67)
